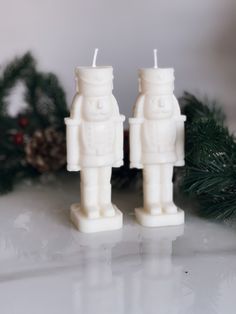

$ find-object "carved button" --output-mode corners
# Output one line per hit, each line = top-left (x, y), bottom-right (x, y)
(97, 101), (103, 109)
(158, 99), (165, 108)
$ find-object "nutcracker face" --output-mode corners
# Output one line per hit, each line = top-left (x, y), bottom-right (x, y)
(144, 94), (174, 120)
(82, 96), (113, 122)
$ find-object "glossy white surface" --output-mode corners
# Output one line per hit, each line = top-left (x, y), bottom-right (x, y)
(0, 176), (236, 314)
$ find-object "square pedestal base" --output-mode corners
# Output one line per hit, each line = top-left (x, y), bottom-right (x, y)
(70, 204), (123, 233)
(135, 207), (184, 227)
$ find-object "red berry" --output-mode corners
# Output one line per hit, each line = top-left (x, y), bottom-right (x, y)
(19, 117), (29, 128)
(13, 132), (24, 145)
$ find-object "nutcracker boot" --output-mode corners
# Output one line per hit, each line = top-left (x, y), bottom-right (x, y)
(161, 164), (177, 214)
(100, 184), (115, 217)
(99, 167), (115, 217)
(82, 185), (100, 219)
(143, 165), (162, 215)
(81, 168), (100, 219)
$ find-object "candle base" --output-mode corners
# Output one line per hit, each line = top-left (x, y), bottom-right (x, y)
(70, 203), (123, 233)
(135, 207), (184, 227)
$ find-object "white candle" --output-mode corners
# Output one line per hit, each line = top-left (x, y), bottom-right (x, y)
(65, 50), (125, 233)
(129, 51), (186, 227)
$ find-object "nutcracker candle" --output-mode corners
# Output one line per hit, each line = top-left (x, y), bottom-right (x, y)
(65, 49), (125, 233)
(129, 50), (186, 227)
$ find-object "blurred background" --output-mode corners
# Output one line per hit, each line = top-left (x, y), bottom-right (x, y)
(1, 0), (236, 124)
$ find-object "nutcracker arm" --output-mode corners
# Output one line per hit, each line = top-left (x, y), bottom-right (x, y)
(113, 115), (126, 167)
(175, 115), (186, 166)
(129, 94), (144, 169)
(70, 93), (83, 119)
(111, 95), (125, 167)
(64, 94), (83, 171)
(129, 118), (144, 169)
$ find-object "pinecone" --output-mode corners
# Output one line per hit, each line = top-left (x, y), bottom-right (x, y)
(25, 128), (66, 173)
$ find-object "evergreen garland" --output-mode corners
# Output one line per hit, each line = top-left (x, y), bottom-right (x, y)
(180, 92), (236, 220)
(0, 52), (68, 193)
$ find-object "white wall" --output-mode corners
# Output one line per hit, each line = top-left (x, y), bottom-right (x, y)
(1, 0), (236, 124)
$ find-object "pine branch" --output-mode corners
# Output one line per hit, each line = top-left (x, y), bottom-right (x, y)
(0, 52), (68, 194)
(180, 92), (236, 220)
(0, 52), (35, 116)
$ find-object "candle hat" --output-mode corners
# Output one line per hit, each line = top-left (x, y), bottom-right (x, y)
(75, 66), (114, 95)
(139, 68), (174, 83)
(76, 66), (113, 85)
(139, 68), (175, 94)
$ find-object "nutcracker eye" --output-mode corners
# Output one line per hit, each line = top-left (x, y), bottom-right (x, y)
(150, 98), (156, 105)
(88, 99), (96, 106)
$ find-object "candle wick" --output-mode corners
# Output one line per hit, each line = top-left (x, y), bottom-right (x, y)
(153, 49), (158, 69)
(92, 48), (99, 67)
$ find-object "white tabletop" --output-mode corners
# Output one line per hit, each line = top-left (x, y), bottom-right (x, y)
(0, 175), (236, 314)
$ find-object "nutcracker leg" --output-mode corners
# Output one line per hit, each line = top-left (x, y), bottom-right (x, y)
(81, 168), (100, 219)
(161, 163), (177, 214)
(143, 165), (162, 215)
(99, 166), (115, 217)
